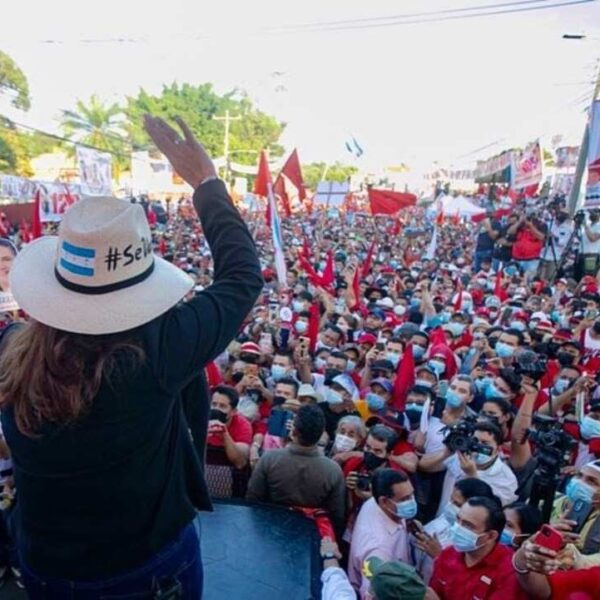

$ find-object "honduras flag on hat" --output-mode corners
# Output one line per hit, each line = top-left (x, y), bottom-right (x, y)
(345, 135), (364, 158)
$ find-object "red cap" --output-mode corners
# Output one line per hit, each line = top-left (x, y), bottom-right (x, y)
(358, 333), (377, 346)
(512, 311), (528, 321)
(239, 342), (262, 355)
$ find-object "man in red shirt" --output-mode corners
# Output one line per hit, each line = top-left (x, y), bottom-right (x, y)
(430, 496), (527, 599)
(207, 385), (252, 469)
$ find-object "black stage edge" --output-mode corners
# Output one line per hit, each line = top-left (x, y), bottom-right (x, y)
(3, 500), (324, 599)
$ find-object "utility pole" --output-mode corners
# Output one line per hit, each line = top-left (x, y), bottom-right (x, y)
(213, 110), (241, 183)
(564, 34), (600, 215)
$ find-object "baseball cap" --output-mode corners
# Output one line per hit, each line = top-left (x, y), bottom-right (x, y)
(363, 557), (426, 600)
(370, 378), (394, 394)
(239, 342), (261, 356)
(358, 333), (378, 346)
(377, 297), (395, 310)
(331, 374), (358, 397)
(369, 307), (386, 320)
(372, 359), (395, 372)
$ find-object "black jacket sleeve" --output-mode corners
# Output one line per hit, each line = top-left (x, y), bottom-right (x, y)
(155, 179), (263, 392)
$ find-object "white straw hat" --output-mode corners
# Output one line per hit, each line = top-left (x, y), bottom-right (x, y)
(10, 197), (193, 334)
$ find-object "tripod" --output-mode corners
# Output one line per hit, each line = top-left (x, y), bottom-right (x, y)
(548, 220), (584, 285)
(528, 465), (560, 524)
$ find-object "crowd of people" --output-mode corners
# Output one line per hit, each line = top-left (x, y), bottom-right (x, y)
(2, 159), (600, 599)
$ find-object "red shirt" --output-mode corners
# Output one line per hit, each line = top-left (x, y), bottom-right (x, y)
(549, 565), (600, 600)
(207, 412), (252, 447)
(430, 544), (527, 600)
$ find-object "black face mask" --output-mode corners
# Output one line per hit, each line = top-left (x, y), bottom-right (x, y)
(546, 341), (561, 359)
(231, 371), (244, 384)
(209, 409), (228, 424)
(533, 342), (549, 356)
(593, 321), (600, 336)
(405, 409), (422, 426)
(363, 451), (387, 472)
(488, 338), (498, 350)
(557, 352), (575, 367)
(325, 368), (343, 385)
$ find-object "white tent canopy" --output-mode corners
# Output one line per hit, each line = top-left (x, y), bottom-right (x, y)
(437, 193), (485, 217)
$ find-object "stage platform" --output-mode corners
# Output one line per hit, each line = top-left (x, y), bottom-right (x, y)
(4, 500), (324, 599)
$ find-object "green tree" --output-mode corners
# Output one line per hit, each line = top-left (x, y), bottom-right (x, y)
(0, 50), (30, 110)
(302, 161), (358, 190)
(126, 83), (285, 164)
(61, 94), (129, 173)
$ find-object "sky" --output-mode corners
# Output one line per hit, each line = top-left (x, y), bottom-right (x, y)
(1, 0), (600, 174)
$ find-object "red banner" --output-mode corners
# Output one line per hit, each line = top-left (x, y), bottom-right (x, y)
(368, 188), (417, 215)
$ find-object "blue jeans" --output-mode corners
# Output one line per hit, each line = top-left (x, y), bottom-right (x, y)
(21, 520), (202, 599)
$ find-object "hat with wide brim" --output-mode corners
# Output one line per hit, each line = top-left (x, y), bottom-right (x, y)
(11, 236), (193, 335)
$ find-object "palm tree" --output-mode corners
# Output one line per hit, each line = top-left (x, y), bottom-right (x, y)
(61, 95), (129, 175)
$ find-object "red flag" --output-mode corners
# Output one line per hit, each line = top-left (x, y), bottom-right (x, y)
(351, 265), (361, 310)
(302, 236), (312, 260)
(454, 280), (463, 311)
(471, 207), (511, 224)
(494, 269), (505, 300)
(436, 209), (445, 226)
(429, 327), (447, 347)
(32, 189), (42, 239)
(308, 302), (321, 353)
(368, 188), (417, 215)
(391, 217), (402, 236)
(321, 250), (334, 287)
(361, 240), (376, 278)
(254, 150), (273, 227)
(273, 149), (305, 218)
(147, 208), (157, 227)
(452, 210), (460, 226)
(298, 255), (322, 287)
(159, 237), (167, 256)
(391, 343), (415, 411)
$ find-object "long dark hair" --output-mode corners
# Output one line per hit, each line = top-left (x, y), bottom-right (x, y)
(0, 320), (144, 436)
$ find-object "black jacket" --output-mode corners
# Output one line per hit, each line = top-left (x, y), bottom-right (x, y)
(1, 180), (263, 580)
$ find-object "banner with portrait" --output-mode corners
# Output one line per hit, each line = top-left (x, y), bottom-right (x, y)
(0, 239), (18, 312)
(511, 140), (543, 190)
(77, 147), (113, 196)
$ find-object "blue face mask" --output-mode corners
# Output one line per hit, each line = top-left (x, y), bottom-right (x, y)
(510, 321), (526, 332)
(395, 497), (418, 520)
(450, 522), (481, 553)
(485, 382), (508, 401)
(442, 502), (460, 524)
(447, 322), (466, 337)
(271, 365), (287, 381)
(386, 352), (401, 368)
(505, 266), (517, 277)
(295, 320), (308, 334)
(474, 451), (493, 466)
(441, 311), (452, 324)
(325, 388), (344, 406)
(475, 378), (491, 393)
(550, 310), (561, 323)
(428, 315), (444, 328)
(500, 529), (515, 547)
(346, 359), (356, 373)
(366, 393), (386, 412)
(580, 416), (600, 441)
(566, 477), (596, 504)
(495, 342), (515, 359)
(292, 300), (304, 313)
(445, 388), (463, 409)
(410, 298), (422, 309)
(428, 360), (446, 376)
(415, 378), (433, 389)
(553, 378), (571, 395)
(413, 346), (426, 361)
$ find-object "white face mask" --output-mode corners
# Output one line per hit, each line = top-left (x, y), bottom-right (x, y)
(334, 433), (357, 452)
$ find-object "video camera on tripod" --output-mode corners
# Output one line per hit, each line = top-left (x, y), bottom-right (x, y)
(526, 414), (577, 523)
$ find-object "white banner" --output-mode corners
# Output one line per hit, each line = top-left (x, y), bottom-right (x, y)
(512, 140), (543, 190)
(77, 147), (112, 196)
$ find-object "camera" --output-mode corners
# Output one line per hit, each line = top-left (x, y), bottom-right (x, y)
(526, 415), (577, 474)
(574, 210), (586, 227)
(443, 416), (493, 456)
(514, 350), (548, 383)
(356, 474), (371, 491)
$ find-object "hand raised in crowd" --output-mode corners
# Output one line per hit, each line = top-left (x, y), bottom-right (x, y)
(457, 451), (477, 477)
(346, 471), (359, 490)
(414, 530), (442, 559)
(551, 506), (580, 544)
(143, 115), (216, 189)
(517, 540), (562, 575)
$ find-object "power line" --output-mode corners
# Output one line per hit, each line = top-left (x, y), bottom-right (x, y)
(270, 0), (596, 34)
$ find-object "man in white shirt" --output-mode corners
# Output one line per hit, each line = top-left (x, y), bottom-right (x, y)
(349, 468), (416, 598)
(578, 209), (600, 278)
(540, 211), (573, 281)
(419, 421), (518, 518)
